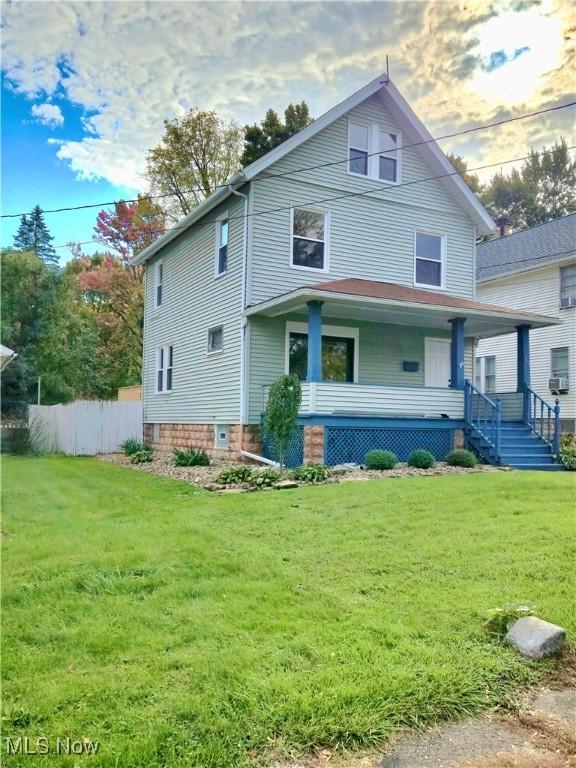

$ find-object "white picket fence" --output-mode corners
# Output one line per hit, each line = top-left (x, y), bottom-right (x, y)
(30, 400), (143, 455)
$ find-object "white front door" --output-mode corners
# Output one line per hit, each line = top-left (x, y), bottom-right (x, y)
(425, 338), (451, 387)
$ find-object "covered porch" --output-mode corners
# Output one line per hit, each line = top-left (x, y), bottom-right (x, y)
(247, 278), (559, 466)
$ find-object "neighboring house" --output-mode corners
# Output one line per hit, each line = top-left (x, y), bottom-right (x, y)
(134, 73), (561, 469)
(476, 215), (576, 433)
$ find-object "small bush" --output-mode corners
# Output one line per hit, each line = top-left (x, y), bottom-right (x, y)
(121, 438), (148, 457)
(485, 603), (535, 638)
(445, 448), (477, 468)
(248, 469), (281, 489)
(130, 447), (153, 464)
(364, 449), (398, 470)
(173, 447), (210, 467)
(291, 463), (329, 483)
(216, 466), (253, 485)
(559, 433), (576, 471)
(407, 449), (436, 469)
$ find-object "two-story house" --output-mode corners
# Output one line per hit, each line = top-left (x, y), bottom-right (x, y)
(476, 215), (576, 433)
(134, 73), (562, 469)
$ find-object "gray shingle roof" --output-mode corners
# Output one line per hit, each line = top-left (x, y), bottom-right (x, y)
(477, 214), (576, 280)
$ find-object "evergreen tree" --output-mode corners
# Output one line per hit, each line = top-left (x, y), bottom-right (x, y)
(12, 205), (58, 264)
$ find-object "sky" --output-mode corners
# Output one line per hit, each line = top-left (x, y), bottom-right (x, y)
(1, 0), (575, 261)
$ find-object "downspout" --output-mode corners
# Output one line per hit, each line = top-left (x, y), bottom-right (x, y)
(229, 183), (250, 452)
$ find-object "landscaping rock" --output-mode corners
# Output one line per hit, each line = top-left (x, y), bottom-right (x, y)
(528, 688), (576, 723)
(506, 616), (566, 659)
(274, 480), (299, 490)
(204, 482), (225, 492)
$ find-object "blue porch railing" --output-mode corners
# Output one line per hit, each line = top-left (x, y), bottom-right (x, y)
(523, 385), (561, 453)
(464, 379), (501, 463)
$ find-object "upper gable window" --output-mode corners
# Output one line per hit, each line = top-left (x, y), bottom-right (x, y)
(560, 265), (576, 308)
(414, 231), (446, 289)
(291, 208), (329, 272)
(348, 120), (400, 184)
(216, 218), (228, 276)
(154, 260), (163, 308)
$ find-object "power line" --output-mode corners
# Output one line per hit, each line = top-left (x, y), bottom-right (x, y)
(477, 247), (575, 274)
(2, 99), (575, 220)
(49, 144), (576, 251)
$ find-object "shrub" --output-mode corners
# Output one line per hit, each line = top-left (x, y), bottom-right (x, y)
(263, 374), (302, 471)
(248, 469), (281, 489)
(485, 603), (535, 638)
(559, 433), (576, 471)
(364, 449), (398, 470)
(216, 466), (253, 485)
(121, 438), (148, 457)
(130, 447), (153, 464)
(173, 447), (210, 467)
(445, 448), (477, 468)
(291, 463), (329, 483)
(407, 449), (436, 469)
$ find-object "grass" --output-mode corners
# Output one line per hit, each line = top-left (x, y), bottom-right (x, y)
(1, 457), (575, 767)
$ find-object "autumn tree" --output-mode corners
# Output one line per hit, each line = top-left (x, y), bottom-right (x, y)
(146, 109), (244, 221)
(481, 138), (576, 231)
(241, 102), (313, 166)
(93, 195), (166, 261)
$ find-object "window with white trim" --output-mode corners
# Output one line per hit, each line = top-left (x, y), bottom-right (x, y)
(551, 347), (569, 379)
(560, 265), (576, 308)
(156, 345), (173, 393)
(216, 219), (228, 275)
(154, 260), (163, 307)
(475, 355), (496, 394)
(291, 208), (328, 271)
(348, 120), (400, 183)
(208, 325), (223, 353)
(414, 231), (445, 288)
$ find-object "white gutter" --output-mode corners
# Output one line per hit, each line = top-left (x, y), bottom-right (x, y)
(240, 450), (279, 467)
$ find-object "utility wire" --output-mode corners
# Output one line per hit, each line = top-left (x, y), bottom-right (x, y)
(477, 247), (576, 274)
(49, 144), (576, 250)
(2, 100), (575, 220)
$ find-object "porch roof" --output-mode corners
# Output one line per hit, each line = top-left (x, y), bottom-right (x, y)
(245, 278), (559, 338)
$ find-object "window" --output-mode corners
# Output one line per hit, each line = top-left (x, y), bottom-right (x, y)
(560, 265), (576, 308)
(156, 345), (173, 393)
(291, 208), (328, 271)
(475, 355), (496, 394)
(155, 260), (163, 307)
(208, 325), (223, 353)
(348, 120), (400, 183)
(414, 231), (445, 288)
(215, 424), (229, 449)
(286, 323), (358, 382)
(551, 347), (569, 379)
(216, 219), (228, 276)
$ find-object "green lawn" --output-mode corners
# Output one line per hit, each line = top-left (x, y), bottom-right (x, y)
(1, 457), (575, 767)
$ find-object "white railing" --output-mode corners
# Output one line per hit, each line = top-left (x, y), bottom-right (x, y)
(299, 382), (465, 419)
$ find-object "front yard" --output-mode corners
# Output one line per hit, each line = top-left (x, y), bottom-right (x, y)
(1, 457), (574, 767)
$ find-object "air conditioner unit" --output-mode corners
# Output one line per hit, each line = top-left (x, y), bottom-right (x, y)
(549, 377), (569, 394)
(560, 297), (576, 308)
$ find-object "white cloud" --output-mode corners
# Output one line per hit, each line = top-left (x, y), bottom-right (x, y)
(30, 102), (64, 128)
(1, 1), (573, 191)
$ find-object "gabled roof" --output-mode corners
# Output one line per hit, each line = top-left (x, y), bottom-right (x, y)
(477, 214), (576, 281)
(134, 73), (495, 265)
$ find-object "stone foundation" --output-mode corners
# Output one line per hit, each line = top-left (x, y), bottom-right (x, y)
(144, 423), (261, 461)
(303, 425), (325, 464)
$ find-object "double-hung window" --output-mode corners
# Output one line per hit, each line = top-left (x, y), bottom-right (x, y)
(474, 356), (496, 394)
(154, 260), (163, 308)
(208, 325), (223, 353)
(560, 265), (576, 308)
(156, 345), (173, 393)
(216, 219), (228, 276)
(291, 208), (328, 271)
(414, 231), (446, 288)
(551, 347), (569, 379)
(348, 121), (400, 183)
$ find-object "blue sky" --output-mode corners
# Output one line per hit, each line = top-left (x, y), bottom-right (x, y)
(2, 1), (574, 262)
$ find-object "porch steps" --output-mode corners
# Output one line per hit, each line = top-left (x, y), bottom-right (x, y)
(467, 421), (564, 471)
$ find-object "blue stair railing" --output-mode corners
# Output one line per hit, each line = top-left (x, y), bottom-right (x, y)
(523, 385), (561, 454)
(464, 379), (501, 463)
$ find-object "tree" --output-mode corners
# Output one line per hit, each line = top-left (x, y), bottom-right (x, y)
(94, 195), (166, 261)
(12, 205), (58, 264)
(241, 102), (313, 166)
(446, 153), (482, 195)
(263, 374), (302, 472)
(481, 138), (576, 231)
(146, 109), (244, 221)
